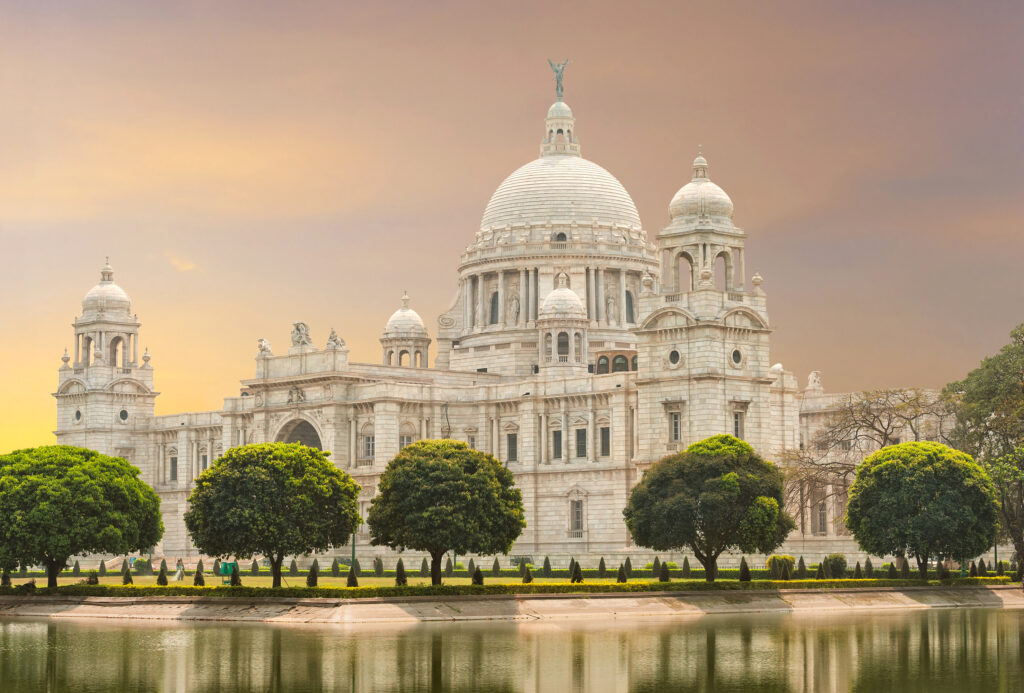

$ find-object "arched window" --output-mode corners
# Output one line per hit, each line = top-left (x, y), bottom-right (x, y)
(556, 128), (565, 143)
(574, 332), (583, 362)
(489, 292), (499, 324)
(557, 332), (569, 362)
(625, 292), (635, 324)
(715, 251), (732, 291)
(554, 232), (567, 242)
(398, 350), (409, 366)
(677, 252), (694, 292)
(597, 356), (609, 374)
(545, 332), (553, 361)
(612, 355), (628, 372)
(631, 355), (638, 371)
(82, 336), (93, 366)
(108, 336), (124, 368)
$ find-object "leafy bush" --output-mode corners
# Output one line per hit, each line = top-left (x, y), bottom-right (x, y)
(122, 568), (133, 585)
(86, 572), (99, 585)
(815, 564), (824, 579)
(331, 558), (340, 577)
(159, 558), (168, 575)
(395, 558), (407, 587)
(133, 559), (151, 576)
(467, 559), (475, 577)
(251, 559), (260, 576)
(419, 558), (429, 577)
(472, 567), (484, 585)
(825, 554), (847, 579)
(347, 566), (358, 587)
(767, 555), (795, 579)
(739, 557), (750, 582)
(796, 556), (807, 579)
(658, 563), (670, 582)
(780, 562), (792, 580)
(977, 559), (988, 577)
(0, 569), (9, 587)
(353, 558), (361, 573)
(900, 560), (910, 579)
(571, 562), (583, 584)
(213, 559), (221, 577)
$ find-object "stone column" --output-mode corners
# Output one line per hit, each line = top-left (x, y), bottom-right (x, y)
(532, 269), (539, 321)
(463, 277), (472, 331)
(738, 248), (745, 289)
(132, 334), (138, 365)
(568, 330), (576, 363)
(588, 268), (596, 321)
(596, 269), (605, 325)
(519, 268), (527, 325)
(550, 330), (558, 362)
(74, 334), (80, 364)
(590, 399), (597, 463)
(561, 400), (569, 464)
(498, 271), (506, 325)
(476, 274), (485, 328)
(539, 413), (547, 464)
(620, 269), (628, 326)
(123, 338), (130, 368)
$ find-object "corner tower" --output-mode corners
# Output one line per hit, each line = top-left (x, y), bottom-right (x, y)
(55, 260), (157, 455)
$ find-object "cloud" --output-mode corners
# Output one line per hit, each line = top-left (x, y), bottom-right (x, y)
(165, 253), (197, 272)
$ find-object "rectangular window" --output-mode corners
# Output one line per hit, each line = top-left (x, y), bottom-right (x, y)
(399, 435), (413, 449)
(733, 412), (745, 440)
(670, 412), (681, 442)
(201, 454), (208, 471)
(575, 428), (587, 458)
(816, 502), (828, 535)
(507, 433), (518, 462)
(570, 499), (584, 533)
(839, 439), (852, 451)
(600, 427), (611, 457)
(552, 430), (562, 459)
(468, 435), (476, 449)
(362, 436), (375, 459)
(169, 456), (178, 482)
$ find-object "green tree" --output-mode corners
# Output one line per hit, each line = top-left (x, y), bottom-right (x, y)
(421, 558), (430, 577)
(0, 446), (163, 588)
(491, 557), (501, 576)
(157, 564), (168, 586)
(395, 558), (407, 586)
(623, 435), (794, 582)
(616, 565), (627, 583)
(945, 324), (1024, 562)
(739, 557), (750, 582)
(681, 557), (691, 578)
(366, 440), (525, 585)
(289, 559), (299, 576)
(598, 557), (607, 578)
(331, 558), (340, 577)
(522, 565), (533, 584)
(652, 556), (661, 578)
(624, 556), (632, 579)
(542, 556), (552, 577)
(658, 562), (670, 582)
(845, 442), (999, 578)
(184, 443), (360, 588)
(98, 560), (106, 577)
(306, 562), (318, 587)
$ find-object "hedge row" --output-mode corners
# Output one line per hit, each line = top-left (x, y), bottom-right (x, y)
(0, 577), (1010, 600)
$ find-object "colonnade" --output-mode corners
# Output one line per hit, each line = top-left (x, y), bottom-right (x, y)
(74, 330), (138, 368)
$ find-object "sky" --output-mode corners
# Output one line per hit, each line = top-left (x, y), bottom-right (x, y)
(2, 0), (1022, 452)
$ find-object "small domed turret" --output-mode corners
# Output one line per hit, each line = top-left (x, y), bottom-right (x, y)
(383, 292), (428, 337)
(539, 273), (586, 320)
(381, 292), (431, 368)
(668, 152), (735, 223)
(82, 259), (131, 316)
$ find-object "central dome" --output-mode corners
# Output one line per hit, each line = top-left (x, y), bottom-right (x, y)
(481, 155), (641, 231)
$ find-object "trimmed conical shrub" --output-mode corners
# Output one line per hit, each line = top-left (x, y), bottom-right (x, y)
(658, 562), (670, 582)
(617, 565), (627, 583)
(347, 566), (359, 587)
(969, 561), (978, 577)
(865, 558), (874, 578)
(195, 559), (204, 576)
(157, 565), (168, 586)
(159, 558), (168, 575)
(977, 559), (988, 577)
(213, 558), (221, 577)
(997, 561), (1005, 576)
(854, 562), (863, 579)
(781, 562), (792, 581)
(598, 557), (607, 579)
(331, 558), (340, 577)
(887, 563), (898, 579)
(543, 556), (552, 577)
(72, 560), (81, 577)
(98, 560), (107, 577)
(518, 560), (527, 577)
(122, 558), (130, 575)
(652, 556), (661, 578)
(395, 558), (407, 587)
(472, 567), (484, 585)
(900, 560), (910, 579)
(0, 569), (10, 587)
(682, 557), (691, 578)
(624, 557), (633, 579)
(18, 565), (27, 578)
(467, 558), (475, 576)
(122, 566), (133, 585)
(492, 557), (501, 576)
(353, 558), (361, 573)
(739, 557), (751, 582)
(522, 566), (533, 584)
(421, 558), (430, 577)
(193, 567), (205, 586)
(374, 557), (384, 577)
(311, 558), (320, 576)
(796, 556), (807, 579)
(445, 557), (453, 577)
(568, 557), (575, 577)
(251, 559), (260, 576)
(815, 563), (825, 579)
(822, 559), (833, 579)
(231, 565), (241, 586)
(306, 562), (319, 587)
(571, 562), (583, 584)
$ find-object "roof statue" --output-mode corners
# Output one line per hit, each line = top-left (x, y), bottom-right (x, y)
(548, 59), (569, 100)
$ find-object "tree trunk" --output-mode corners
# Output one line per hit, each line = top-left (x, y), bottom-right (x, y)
(430, 551), (444, 586)
(695, 552), (716, 582)
(916, 555), (929, 580)
(271, 555), (283, 588)
(46, 558), (66, 589)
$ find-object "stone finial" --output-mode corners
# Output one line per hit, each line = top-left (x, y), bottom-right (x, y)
(142, 348), (152, 368)
(751, 271), (763, 287)
(61, 349), (71, 368)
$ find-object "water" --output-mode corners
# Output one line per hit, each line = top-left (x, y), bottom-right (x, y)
(1, 609), (1022, 692)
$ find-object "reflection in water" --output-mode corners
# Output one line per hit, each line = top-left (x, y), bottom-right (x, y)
(0, 609), (1021, 692)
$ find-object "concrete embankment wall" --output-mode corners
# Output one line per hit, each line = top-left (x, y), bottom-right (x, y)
(2, 587), (1023, 625)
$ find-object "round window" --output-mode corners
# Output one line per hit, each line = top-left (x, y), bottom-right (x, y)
(119, 409), (129, 421)
(74, 409), (82, 422)
(732, 349), (742, 365)
(669, 350), (680, 365)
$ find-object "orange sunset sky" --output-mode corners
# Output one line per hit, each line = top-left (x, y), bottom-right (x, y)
(2, 1), (1022, 452)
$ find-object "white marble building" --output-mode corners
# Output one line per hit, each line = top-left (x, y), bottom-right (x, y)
(54, 78), (925, 565)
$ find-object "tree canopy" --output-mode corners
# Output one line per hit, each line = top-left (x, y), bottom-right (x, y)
(184, 442), (361, 587)
(623, 435), (794, 582)
(944, 323), (1024, 563)
(0, 446), (163, 587)
(367, 439), (525, 585)
(845, 441), (998, 577)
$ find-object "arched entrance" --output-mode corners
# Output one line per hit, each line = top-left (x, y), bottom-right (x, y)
(277, 419), (322, 450)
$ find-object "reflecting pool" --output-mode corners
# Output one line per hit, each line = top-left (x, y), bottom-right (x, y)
(1, 608), (1022, 692)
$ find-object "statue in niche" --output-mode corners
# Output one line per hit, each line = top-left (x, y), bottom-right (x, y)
(291, 322), (313, 347)
(508, 294), (520, 325)
(256, 338), (273, 357)
(287, 386), (306, 404)
(605, 294), (618, 322)
(325, 328), (345, 350)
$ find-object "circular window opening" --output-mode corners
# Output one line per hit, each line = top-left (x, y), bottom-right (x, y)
(119, 409), (129, 421)
(74, 409), (82, 421)
(669, 350), (680, 365)
(732, 349), (742, 365)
